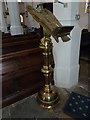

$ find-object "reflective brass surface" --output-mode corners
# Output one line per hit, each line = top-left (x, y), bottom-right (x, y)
(37, 85), (59, 108)
(37, 36), (59, 108)
(27, 4), (73, 108)
(27, 5), (74, 43)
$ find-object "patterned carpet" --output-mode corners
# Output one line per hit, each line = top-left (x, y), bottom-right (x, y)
(63, 92), (90, 119)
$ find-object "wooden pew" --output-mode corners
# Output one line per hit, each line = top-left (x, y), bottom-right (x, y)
(1, 32), (45, 107)
(80, 29), (90, 60)
(2, 33), (41, 54)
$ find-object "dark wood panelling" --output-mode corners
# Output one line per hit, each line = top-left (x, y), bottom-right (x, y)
(43, 3), (53, 13)
(1, 32), (45, 107)
(80, 29), (90, 60)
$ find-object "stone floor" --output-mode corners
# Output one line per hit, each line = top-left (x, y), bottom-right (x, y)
(1, 58), (89, 119)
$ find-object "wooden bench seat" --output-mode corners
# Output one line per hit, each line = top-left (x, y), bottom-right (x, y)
(1, 32), (45, 107)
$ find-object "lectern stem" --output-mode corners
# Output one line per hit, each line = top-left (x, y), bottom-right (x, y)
(37, 34), (59, 108)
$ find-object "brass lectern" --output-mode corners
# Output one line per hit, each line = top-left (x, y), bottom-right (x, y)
(28, 4), (73, 108)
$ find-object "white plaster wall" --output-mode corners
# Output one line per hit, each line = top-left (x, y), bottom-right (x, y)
(1, 2), (8, 33)
(24, 2), (40, 28)
(53, 2), (82, 88)
(7, 1), (23, 35)
(6, 15), (10, 25)
(78, 1), (88, 30)
(53, 2), (80, 21)
(0, 1), (2, 31)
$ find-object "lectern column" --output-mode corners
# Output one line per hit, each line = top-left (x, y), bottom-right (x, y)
(7, 0), (23, 35)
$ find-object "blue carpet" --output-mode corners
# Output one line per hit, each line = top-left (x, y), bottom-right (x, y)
(63, 92), (90, 119)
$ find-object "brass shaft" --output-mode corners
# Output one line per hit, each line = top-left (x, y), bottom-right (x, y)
(37, 34), (59, 108)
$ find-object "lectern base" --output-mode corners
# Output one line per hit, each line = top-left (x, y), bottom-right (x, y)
(37, 85), (59, 108)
